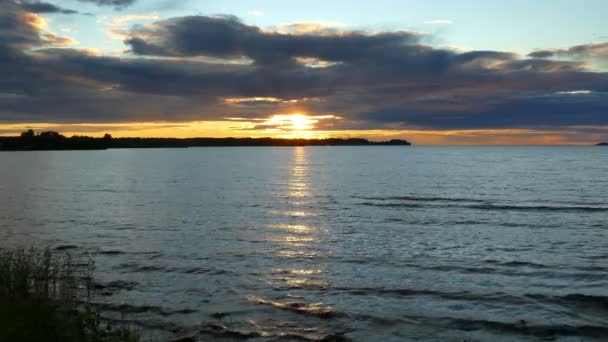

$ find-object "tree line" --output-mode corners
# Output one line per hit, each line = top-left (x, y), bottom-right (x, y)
(0, 130), (411, 150)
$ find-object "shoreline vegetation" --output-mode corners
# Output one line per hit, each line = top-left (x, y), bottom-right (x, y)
(0, 130), (411, 151)
(0, 247), (139, 342)
(597, 142), (608, 146)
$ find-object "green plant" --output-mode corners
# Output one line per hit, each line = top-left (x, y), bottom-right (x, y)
(0, 247), (139, 342)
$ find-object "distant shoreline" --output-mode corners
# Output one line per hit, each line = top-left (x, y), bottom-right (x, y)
(0, 131), (411, 151)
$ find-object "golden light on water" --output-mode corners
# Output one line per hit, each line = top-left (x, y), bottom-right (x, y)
(263, 147), (331, 293)
(284, 278), (329, 288)
(281, 269), (323, 276)
(267, 223), (316, 233)
(267, 235), (317, 244)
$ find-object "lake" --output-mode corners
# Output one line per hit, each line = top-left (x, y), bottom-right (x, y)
(1, 146), (607, 341)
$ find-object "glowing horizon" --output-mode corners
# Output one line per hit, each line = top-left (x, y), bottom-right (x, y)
(0, 118), (604, 145)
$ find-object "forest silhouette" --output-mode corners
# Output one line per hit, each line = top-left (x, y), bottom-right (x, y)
(0, 130), (411, 150)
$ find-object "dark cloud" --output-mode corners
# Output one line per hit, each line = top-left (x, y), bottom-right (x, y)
(0, 8), (607, 138)
(16, 1), (80, 14)
(76, 0), (136, 9)
(359, 92), (608, 129)
(528, 43), (608, 59)
(452, 50), (516, 63)
(528, 50), (555, 58)
(125, 15), (421, 65)
(0, 1), (73, 49)
(499, 59), (586, 72)
(122, 16), (593, 78)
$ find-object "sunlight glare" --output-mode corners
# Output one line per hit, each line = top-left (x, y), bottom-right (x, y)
(265, 114), (316, 131)
(258, 113), (341, 138)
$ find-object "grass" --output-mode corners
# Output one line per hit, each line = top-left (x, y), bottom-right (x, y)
(0, 247), (139, 342)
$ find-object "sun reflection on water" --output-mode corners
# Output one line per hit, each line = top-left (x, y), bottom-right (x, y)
(268, 210), (316, 217)
(276, 250), (320, 259)
(272, 268), (323, 276)
(283, 278), (329, 288)
(268, 223), (316, 234)
(248, 147), (332, 321)
(267, 147), (330, 292)
(267, 235), (317, 244)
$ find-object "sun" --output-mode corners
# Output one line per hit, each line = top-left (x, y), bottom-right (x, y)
(264, 113), (316, 131)
(255, 113), (340, 138)
(289, 114), (314, 130)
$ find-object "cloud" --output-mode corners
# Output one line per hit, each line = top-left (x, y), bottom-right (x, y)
(359, 92), (608, 129)
(232, 114), (340, 132)
(122, 15), (590, 77)
(270, 21), (347, 35)
(555, 90), (592, 95)
(224, 97), (322, 105)
(528, 50), (555, 58)
(76, 0), (137, 9)
(424, 20), (452, 25)
(101, 13), (159, 40)
(0, 8), (607, 142)
(16, 1), (81, 14)
(0, 2), (78, 49)
(528, 43), (608, 59)
(124, 16), (407, 65)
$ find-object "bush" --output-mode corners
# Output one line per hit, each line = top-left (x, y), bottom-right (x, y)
(0, 247), (139, 342)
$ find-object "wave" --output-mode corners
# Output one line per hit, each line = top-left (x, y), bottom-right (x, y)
(470, 204), (608, 212)
(94, 280), (138, 296)
(359, 201), (608, 212)
(242, 291), (608, 339)
(527, 293), (608, 311)
(114, 262), (235, 275)
(358, 195), (487, 203)
(95, 302), (197, 317)
(352, 311), (608, 339)
(402, 263), (604, 280)
(103, 316), (182, 335)
(115, 263), (168, 272)
(194, 320), (349, 341)
(361, 195), (608, 206)
(443, 317), (608, 339)
(98, 250), (124, 255)
(54, 244), (78, 251)
(334, 286), (608, 312)
(181, 267), (234, 275)
(484, 259), (548, 268)
(247, 296), (337, 318)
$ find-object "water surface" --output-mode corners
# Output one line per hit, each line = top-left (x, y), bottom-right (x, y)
(1, 146), (607, 341)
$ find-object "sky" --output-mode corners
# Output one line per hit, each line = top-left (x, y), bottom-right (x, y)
(1, 0), (608, 144)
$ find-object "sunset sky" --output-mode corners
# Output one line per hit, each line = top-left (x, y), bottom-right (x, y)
(1, 0), (608, 144)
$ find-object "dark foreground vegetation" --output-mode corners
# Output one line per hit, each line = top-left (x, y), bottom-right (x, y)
(0, 130), (411, 150)
(0, 247), (139, 342)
